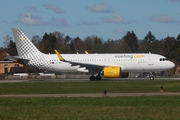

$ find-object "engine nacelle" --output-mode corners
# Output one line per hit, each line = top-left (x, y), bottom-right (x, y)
(103, 66), (121, 78)
(103, 66), (129, 78)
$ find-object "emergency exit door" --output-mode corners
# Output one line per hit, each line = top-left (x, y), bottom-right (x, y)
(148, 55), (154, 65)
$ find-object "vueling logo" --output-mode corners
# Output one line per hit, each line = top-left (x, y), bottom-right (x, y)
(134, 55), (145, 58)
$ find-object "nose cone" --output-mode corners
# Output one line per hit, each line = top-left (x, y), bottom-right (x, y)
(169, 61), (175, 69)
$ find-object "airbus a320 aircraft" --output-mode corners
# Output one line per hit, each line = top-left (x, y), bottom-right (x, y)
(11, 28), (175, 80)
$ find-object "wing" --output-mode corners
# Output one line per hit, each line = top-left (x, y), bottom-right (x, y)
(54, 50), (104, 73)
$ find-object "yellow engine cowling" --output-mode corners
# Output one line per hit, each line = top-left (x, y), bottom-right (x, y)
(103, 66), (129, 78)
(103, 66), (121, 78)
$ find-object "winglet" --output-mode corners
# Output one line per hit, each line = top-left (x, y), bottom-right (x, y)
(54, 49), (64, 61)
(85, 51), (88, 54)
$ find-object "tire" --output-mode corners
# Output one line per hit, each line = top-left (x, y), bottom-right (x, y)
(150, 76), (154, 80)
(96, 75), (102, 80)
(90, 76), (96, 81)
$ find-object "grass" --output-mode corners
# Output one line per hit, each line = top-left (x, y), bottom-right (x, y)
(0, 96), (180, 120)
(0, 79), (180, 119)
(0, 80), (180, 94)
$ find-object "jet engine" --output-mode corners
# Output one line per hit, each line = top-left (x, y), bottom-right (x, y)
(103, 66), (129, 78)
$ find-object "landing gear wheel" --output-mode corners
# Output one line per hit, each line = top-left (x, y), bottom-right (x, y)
(149, 76), (154, 80)
(90, 76), (96, 81)
(95, 75), (102, 80)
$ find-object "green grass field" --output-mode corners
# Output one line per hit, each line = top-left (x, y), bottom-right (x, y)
(0, 80), (180, 120)
(0, 80), (180, 94)
(0, 96), (180, 120)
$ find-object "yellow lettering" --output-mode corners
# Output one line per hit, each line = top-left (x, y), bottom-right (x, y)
(134, 55), (145, 58)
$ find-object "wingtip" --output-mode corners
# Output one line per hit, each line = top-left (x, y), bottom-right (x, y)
(54, 49), (64, 61)
(85, 51), (88, 54)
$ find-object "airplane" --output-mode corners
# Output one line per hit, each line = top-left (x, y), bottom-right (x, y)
(11, 28), (175, 80)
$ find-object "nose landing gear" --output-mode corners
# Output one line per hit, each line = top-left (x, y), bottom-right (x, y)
(149, 74), (154, 80)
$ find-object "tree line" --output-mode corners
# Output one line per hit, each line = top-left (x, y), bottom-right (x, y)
(2, 31), (180, 64)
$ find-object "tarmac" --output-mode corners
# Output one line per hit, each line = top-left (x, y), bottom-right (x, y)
(0, 77), (180, 83)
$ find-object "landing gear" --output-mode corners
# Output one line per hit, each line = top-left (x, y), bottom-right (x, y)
(90, 76), (96, 81)
(149, 75), (154, 80)
(95, 75), (101, 80)
(89, 75), (102, 81)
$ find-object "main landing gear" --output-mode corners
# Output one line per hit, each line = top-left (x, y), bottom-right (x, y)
(89, 75), (102, 81)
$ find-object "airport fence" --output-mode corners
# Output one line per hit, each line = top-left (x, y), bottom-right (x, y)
(4, 74), (90, 80)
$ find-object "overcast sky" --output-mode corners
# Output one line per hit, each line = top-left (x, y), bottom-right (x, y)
(0, 0), (180, 47)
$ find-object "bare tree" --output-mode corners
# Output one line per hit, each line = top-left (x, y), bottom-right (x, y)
(53, 32), (64, 52)
(72, 36), (85, 53)
(31, 35), (41, 50)
(84, 36), (93, 52)
(3, 35), (12, 48)
(91, 36), (103, 53)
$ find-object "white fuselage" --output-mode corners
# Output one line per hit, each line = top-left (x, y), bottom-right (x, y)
(38, 53), (174, 73)
(11, 28), (175, 80)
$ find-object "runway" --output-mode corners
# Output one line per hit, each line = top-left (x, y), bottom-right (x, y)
(1, 92), (180, 97)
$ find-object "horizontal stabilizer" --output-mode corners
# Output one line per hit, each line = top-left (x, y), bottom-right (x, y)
(9, 56), (30, 65)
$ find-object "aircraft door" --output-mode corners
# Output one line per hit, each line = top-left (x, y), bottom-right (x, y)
(148, 54), (154, 65)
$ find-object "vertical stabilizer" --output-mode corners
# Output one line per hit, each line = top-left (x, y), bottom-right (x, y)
(12, 28), (40, 57)
(11, 28), (54, 71)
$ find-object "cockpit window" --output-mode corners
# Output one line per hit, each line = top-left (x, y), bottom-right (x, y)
(160, 58), (168, 61)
